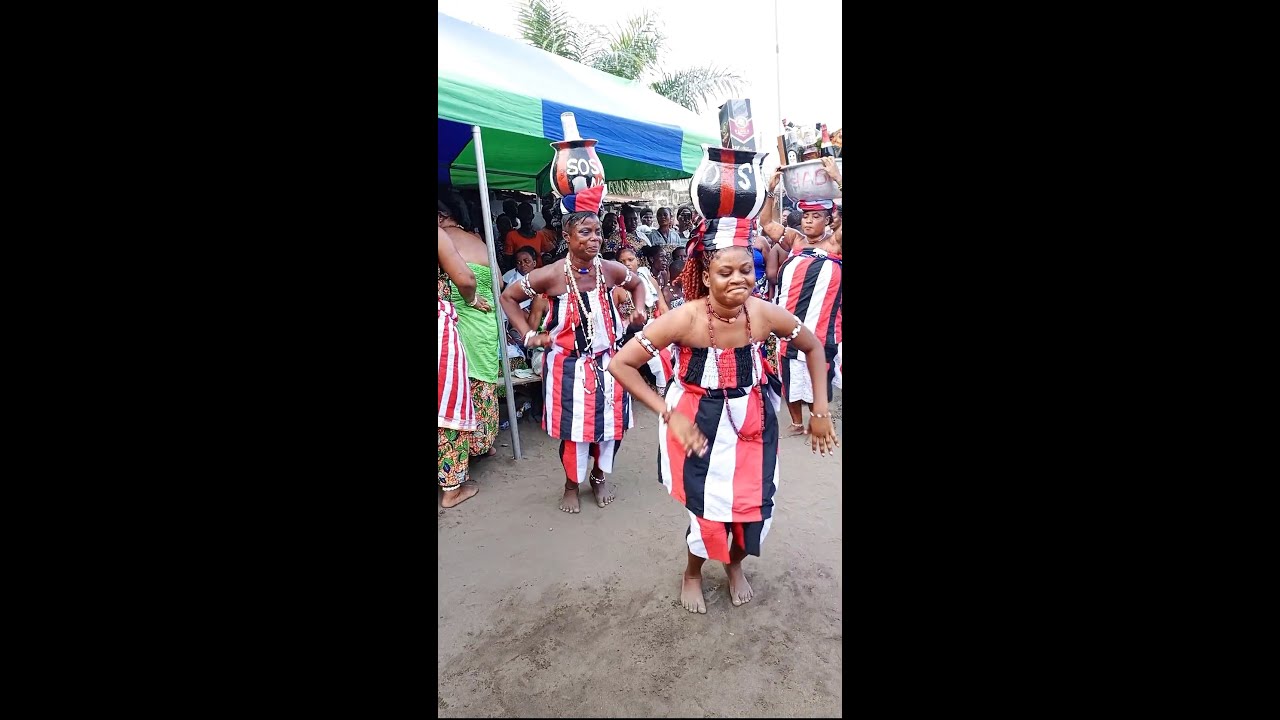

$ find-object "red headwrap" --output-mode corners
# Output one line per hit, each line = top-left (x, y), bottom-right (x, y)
(685, 217), (753, 255)
(796, 200), (833, 212)
(559, 184), (606, 214)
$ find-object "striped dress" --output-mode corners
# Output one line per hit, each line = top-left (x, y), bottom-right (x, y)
(657, 316), (784, 560)
(539, 277), (633, 442)
(438, 274), (477, 431)
(776, 247), (842, 401)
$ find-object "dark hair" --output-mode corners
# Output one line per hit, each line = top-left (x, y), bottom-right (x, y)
(562, 210), (598, 234)
(437, 199), (453, 217)
(497, 215), (513, 233)
(514, 246), (538, 262)
(785, 209), (802, 229)
(677, 245), (752, 302)
(617, 246), (637, 261)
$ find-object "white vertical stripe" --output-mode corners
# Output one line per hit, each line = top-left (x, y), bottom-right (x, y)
(659, 383), (683, 497)
(686, 509), (708, 559)
(573, 440), (590, 484)
(800, 262), (833, 332)
(701, 394), (749, 522)
(570, 355), (587, 441)
(700, 349), (721, 389)
(595, 439), (618, 474)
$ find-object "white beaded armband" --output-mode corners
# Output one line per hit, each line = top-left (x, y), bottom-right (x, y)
(623, 268), (634, 286)
(520, 276), (536, 298)
(636, 332), (661, 357)
(772, 320), (803, 341)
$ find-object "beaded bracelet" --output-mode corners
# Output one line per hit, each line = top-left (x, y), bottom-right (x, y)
(636, 332), (661, 357)
(811, 412), (830, 418)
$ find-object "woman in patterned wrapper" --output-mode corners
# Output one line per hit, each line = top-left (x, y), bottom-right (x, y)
(497, 185), (651, 514)
(608, 219), (839, 614)
(438, 227), (485, 508)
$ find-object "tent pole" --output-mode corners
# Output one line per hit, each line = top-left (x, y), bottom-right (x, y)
(472, 125), (523, 461)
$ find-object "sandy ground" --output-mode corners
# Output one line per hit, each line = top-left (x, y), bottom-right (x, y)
(438, 389), (842, 718)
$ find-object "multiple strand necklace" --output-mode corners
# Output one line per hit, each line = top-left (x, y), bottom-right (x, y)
(705, 298), (765, 441)
(564, 256), (613, 393)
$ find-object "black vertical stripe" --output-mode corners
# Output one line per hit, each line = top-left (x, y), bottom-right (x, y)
(791, 257), (824, 331)
(682, 392), (724, 518)
(559, 354), (577, 439)
(593, 358), (606, 442)
(683, 347), (709, 385)
(733, 346), (755, 388)
(759, 388), (778, 520)
(742, 520), (764, 557)
(825, 279), (841, 347)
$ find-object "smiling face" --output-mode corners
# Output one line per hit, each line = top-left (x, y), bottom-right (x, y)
(703, 247), (755, 307)
(564, 213), (603, 261)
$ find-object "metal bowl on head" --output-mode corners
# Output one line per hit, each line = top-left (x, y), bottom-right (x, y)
(781, 158), (842, 202)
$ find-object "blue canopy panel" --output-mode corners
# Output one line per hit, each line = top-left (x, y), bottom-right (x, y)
(438, 119), (474, 184)
(541, 100), (684, 173)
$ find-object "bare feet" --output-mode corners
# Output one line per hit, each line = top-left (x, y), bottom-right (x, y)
(787, 422), (808, 436)
(559, 485), (580, 513)
(727, 562), (753, 606)
(680, 574), (707, 614)
(440, 483), (478, 508)
(590, 470), (616, 508)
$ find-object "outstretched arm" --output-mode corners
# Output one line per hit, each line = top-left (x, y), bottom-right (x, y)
(760, 169), (786, 244)
(761, 302), (838, 456)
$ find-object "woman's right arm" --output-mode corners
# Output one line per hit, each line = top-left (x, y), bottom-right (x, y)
(609, 305), (708, 457)
(439, 228), (477, 304)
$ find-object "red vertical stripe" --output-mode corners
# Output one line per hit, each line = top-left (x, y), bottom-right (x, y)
(816, 264), (839, 346)
(440, 313), (463, 416)
(717, 149), (736, 217)
(613, 362), (625, 438)
(580, 355), (597, 440)
(561, 440), (578, 484)
(549, 352), (565, 434)
(731, 390), (765, 521)
(695, 516), (731, 563)
(665, 390), (702, 504)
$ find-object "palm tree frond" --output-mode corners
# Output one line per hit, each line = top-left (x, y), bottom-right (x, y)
(648, 65), (743, 113)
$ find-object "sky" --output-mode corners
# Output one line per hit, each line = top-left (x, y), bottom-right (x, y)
(437, 0), (842, 157)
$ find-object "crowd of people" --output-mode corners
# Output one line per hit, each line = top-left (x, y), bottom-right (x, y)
(437, 156), (843, 612)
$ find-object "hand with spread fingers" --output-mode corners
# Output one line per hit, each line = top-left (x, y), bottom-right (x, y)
(808, 414), (839, 457)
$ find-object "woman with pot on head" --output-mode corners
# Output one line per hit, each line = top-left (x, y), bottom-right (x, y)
(438, 199), (503, 461)
(498, 185), (650, 514)
(608, 221), (839, 614)
(438, 226), (484, 508)
(759, 157), (844, 436)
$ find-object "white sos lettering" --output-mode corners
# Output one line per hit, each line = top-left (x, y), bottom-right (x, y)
(737, 164), (754, 190)
(566, 158), (603, 176)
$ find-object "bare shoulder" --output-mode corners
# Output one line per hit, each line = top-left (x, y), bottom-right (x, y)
(749, 296), (795, 331)
(601, 259), (629, 282)
(526, 261), (561, 292)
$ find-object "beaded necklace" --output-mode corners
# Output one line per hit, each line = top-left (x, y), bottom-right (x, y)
(705, 298), (765, 441)
(563, 256), (614, 393)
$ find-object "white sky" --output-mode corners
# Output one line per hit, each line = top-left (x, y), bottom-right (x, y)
(438, 0), (842, 158)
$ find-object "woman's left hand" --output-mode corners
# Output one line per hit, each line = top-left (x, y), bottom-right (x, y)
(471, 297), (493, 313)
(808, 416), (839, 456)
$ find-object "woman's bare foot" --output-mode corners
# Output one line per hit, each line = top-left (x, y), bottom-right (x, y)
(440, 483), (478, 508)
(559, 485), (580, 513)
(787, 422), (808, 436)
(590, 470), (616, 508)
(680, 574), (706, 614)
(726, 562), (753, 606)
